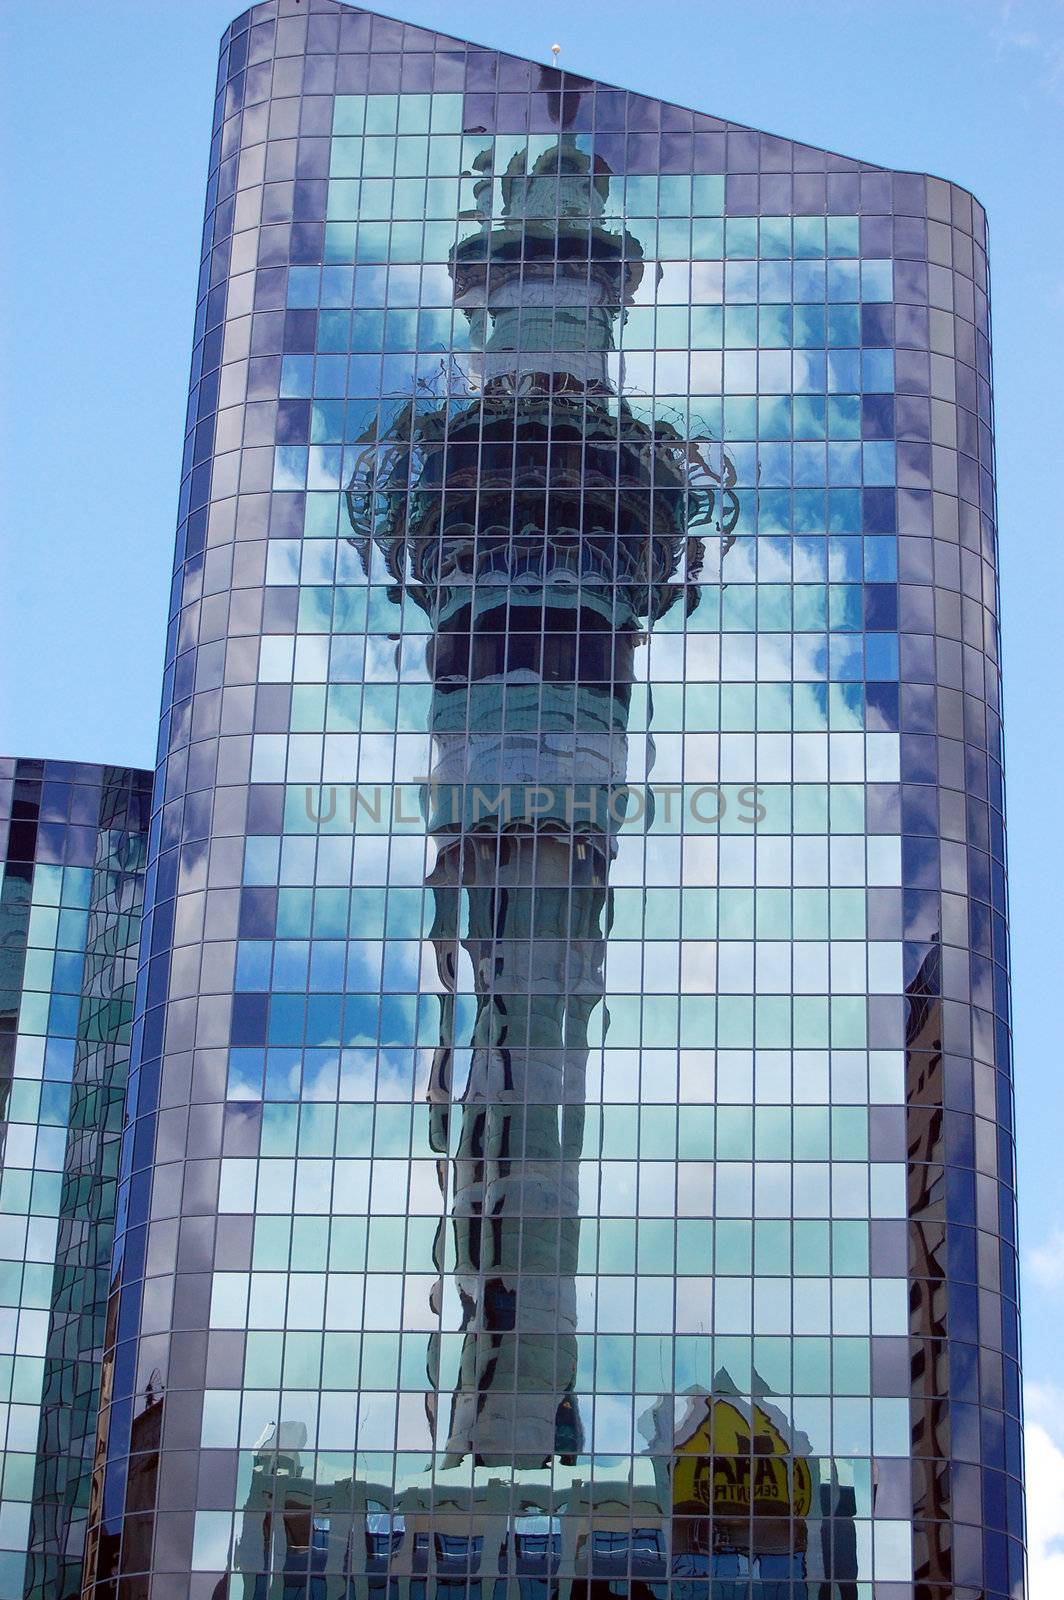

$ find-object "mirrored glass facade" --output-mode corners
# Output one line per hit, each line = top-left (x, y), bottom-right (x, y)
(0, 758), (151, 1600)
(78, 5), (1021, 1598)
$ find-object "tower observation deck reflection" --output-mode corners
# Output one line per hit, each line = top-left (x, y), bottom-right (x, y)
(224, 71), (861, 1600)
(54, 7), (1019, 1594)
(347, 98), (739, 1473)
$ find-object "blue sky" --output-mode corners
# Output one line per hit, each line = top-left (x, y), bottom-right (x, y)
(2, 0), (1063, 1580)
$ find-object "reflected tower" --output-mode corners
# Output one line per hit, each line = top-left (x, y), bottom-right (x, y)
(347, 81), (738, 1469)
(66, 10), (1021, 1599)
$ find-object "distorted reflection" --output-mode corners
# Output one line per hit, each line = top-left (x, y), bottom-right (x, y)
(218, 67), (872, 1600)
(346, 94), (737, 1476)
(229, 1372), (857, 1597)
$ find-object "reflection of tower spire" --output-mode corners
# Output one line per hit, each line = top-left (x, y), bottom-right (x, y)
(346, 119), (738, 1467)
(539, 61), (584, 129)
(455, 129), (627, 395)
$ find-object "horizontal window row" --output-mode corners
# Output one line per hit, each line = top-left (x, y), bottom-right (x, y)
(197, 1384), (910, 1454)
(229, 941), (903, 1000)
(265, 628), (907, 667)
(258, 601), (897, 665)
(221, 1094), (880, 1155)
(317, 206), (893, 279)
(252, 750), (896, 803)
(0, 1124), (69, 1173)
(238, 1215), (878, 1275)
(288, 273), (896, 332)
(235, 885), (876, 941)
(203, 1321), (1003, 1405)
(273, 405), (897, 451)
(272, 419), (896, 467)
(192, 1516), (913, 1588)
(226, 835), (982, 894)
(241, 678), (908, 733)
(255, 881), (881, 932)
(332, 93), (466, 137)
(227, 990), (873, 1050)
(242, 773), (906, 848)
(259, 691), (898, 743)
(215, 1043), (903, 1107)
(0, 1172), (65, 1222)
(297, 270), (892, 322)
(147, 993), (992, 1085)
(206, 1266), (909, 1336)
(167, 691), (987, 740)
(230, 944), (931, 1000)
(235, 1222), (1008, 1292)
(0, 1081), (70, 1131)
(234, 1324), (889, 1390)
(278, 356), (898, 406)
(277, 446), (899, 494)
(235, 216), (966, 275)
(260, 639), (903, 693)
(212, 1156), (907, 1221)
(248, 784), (892, 835)
(0, 863), (94, 905)
(230, 829), (995, 908)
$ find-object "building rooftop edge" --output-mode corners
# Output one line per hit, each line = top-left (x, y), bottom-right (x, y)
(217, 0), (990, 217)
(0, 755), (153, 778)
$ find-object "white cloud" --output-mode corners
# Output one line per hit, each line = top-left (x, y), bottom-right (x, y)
(1026, 1380), (1064, 1441)
(1026, 1382), (1064, 1598)
(1024, 1404), (1064, 1599)
(1026, 1228), (1064, 1292)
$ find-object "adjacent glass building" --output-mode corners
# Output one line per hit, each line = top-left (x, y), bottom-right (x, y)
(0, 758), (152, 1599)
(70, 3), (1020, 1598)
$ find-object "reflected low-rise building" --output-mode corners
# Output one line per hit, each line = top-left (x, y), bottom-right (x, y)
(228, 1378), (849, 1600)
(10, 3), (1021, 1599)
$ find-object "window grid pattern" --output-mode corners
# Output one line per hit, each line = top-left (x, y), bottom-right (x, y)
(82, 6), (1018, 1600)
(0, 758), (151, 1600)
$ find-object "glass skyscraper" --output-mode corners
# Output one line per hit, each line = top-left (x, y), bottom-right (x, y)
(7, 4), (1024, 1599)
(0, 759), (152, 1600)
